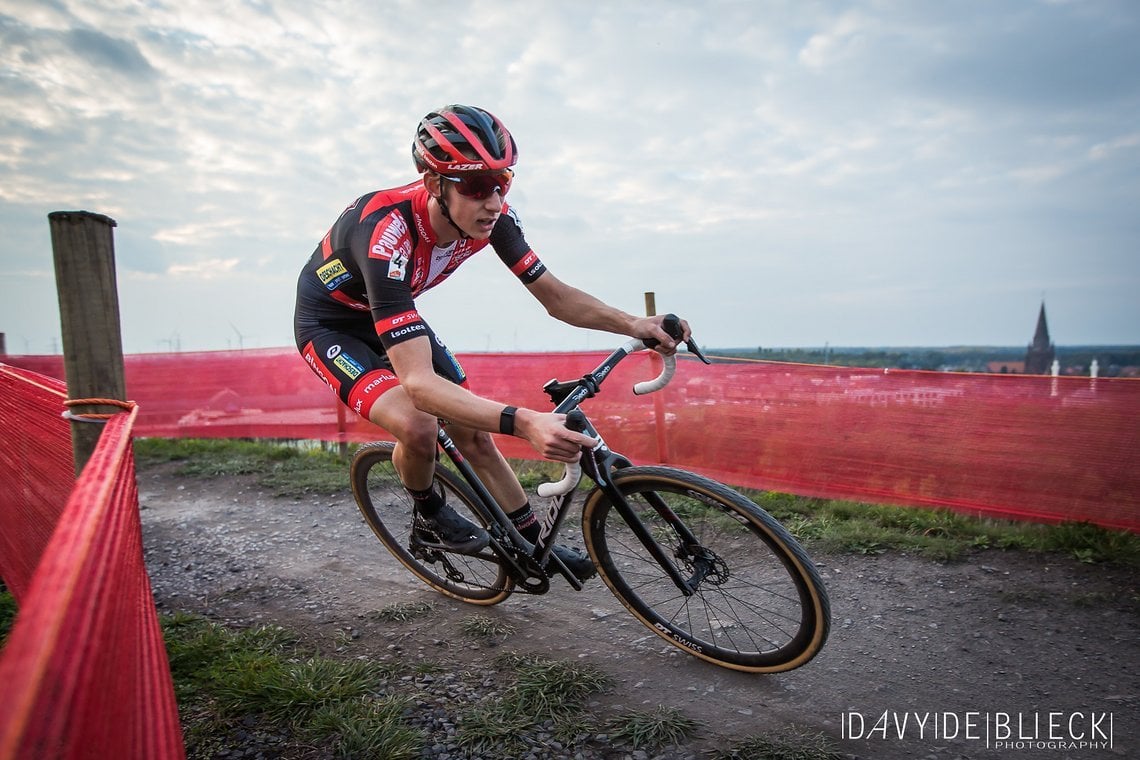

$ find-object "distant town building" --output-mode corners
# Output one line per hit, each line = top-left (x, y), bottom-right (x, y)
(1024, 302), (1056, 375)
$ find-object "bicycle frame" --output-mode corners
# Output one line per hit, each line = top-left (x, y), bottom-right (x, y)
(432, 334), (707, 595)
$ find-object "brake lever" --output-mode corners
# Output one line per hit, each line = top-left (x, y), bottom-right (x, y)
(685, 336), (712, 365)
(651, 313), (712, 365)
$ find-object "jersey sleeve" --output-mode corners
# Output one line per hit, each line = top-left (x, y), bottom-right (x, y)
(357, 208), (431, 348)
(491, 205), (547, 284)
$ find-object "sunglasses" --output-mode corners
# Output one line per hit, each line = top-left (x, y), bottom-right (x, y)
(439, 169), (513, 200)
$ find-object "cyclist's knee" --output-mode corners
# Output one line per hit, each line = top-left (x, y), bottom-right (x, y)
(453, 428), (502, 465)
(396, 423), (438, 460)
(370, 406), (437, 459)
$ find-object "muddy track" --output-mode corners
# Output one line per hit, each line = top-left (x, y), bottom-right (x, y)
(139, 463), (1137, 759)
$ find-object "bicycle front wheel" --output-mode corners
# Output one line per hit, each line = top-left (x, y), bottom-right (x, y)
(351, 442), (512, 605)
(582, 466), (830, 673)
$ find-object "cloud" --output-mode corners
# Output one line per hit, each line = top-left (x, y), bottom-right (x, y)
(0, 0), (1137, 353)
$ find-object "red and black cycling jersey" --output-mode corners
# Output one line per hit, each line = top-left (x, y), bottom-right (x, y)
(294, 180), (546, 348)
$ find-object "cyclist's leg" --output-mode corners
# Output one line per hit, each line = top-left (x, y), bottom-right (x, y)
(299, 327), (436, 486)
(445, 423), (528, 511)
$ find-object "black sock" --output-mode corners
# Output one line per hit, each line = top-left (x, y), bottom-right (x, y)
(507, 503), (540, 543)
(407, 485), (444, 516)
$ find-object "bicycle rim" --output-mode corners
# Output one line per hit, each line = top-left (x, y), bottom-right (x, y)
(350, 442), (512, 605)
(582, 467), (830, 672)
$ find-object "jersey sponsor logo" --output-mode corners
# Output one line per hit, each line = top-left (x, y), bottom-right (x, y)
(302, 343), (342, 394)
(439, 342), (467, 383)
(333, 352), (365, 379)
(316, 258), (352, 290)
(350, 369), (399, 416)
(376, 310), (422, 331)
(510, 250), (541, 277)
(390, 323), (426, 339)
(326, 344), (342, 359)
(369, 211), (413, 263)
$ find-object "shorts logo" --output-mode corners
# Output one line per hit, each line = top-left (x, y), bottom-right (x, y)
(326, 344), (342, 359)
(333, 352), (365, 380)
(316, 258), (351, 290)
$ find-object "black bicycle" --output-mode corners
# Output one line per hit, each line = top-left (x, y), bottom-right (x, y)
(350, 316), (830, 673)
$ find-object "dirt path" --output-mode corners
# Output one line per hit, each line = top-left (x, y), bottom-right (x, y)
(138, 463), (1137, 759)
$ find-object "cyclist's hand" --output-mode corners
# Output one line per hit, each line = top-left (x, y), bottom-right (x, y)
(515, 410), (594, 463)
(633, 315), (691, 355)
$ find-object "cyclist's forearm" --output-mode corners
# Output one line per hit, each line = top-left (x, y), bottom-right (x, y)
(402, 373), (515, 433)
(537, 278), (639, 335)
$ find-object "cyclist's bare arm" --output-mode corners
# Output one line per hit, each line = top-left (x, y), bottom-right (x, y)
(385, 335), (593, 462)
(525, 271), (691, 353)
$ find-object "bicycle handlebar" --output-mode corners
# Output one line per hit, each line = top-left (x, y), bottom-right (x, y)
(536, 315), (709, 497)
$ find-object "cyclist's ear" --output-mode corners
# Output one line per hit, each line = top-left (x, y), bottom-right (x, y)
(424, 172), (443, 199)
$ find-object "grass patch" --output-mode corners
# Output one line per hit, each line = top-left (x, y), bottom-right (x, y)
(162, 612), (420, 759)
(717, 725), (842, 759)
(134, 437), (350, 497)
(459, 614), (516, 639)
(134, 439), (1140, 566)
(0, 585), (16, 645)
(754, 490), (1140, 566)
(609, 705), (700, 750)
(456, 652), (611, 754)
(369, 600), (435, 622)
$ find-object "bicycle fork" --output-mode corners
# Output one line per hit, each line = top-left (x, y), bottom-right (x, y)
(579, 434), (702, 597)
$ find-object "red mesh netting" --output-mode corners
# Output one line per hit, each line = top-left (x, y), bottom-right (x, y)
(0, 373), (183, 760)
(0, 365), (75, 602)
(5, 349), (1138, 531)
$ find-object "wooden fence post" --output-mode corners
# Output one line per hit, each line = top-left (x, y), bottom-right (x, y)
(49, 211), (128, 476)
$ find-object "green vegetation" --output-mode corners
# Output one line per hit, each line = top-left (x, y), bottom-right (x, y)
(134, 437), (350, 497)
(163, 611), (420, 759)
(135, 437), (1140, 566)
(1, 584), (16, 645)
(754, 491), (1140, 566)
(458, 613), (516, 639)
(368, 600), (435, 622)
(457, 652), (612, 754)
(609, 705), (700, 750)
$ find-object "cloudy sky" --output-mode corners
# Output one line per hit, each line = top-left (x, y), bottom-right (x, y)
(1, 0), (1137, 355)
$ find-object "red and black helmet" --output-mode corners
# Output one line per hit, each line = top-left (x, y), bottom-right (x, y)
(412, 104), (518, 174)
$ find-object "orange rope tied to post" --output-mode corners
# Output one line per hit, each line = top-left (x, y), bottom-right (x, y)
(61, 397), (138, 423)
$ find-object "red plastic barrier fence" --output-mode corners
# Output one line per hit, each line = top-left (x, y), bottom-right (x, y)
(0, 374), (183, 760)
(0, 366), (74, 603)
(5, 350), (1138, 532)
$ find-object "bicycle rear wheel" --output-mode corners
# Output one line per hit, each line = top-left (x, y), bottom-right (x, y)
(351, 442), (512, 605)
(582, 466), (830, 673)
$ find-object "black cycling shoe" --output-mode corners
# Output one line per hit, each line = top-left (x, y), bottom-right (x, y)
(545, 544), (596, 581)
(416, 504), (490, 553)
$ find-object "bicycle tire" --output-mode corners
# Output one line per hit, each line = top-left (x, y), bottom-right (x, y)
(350, 441), (513, 605)
(581, 466), (830, 673)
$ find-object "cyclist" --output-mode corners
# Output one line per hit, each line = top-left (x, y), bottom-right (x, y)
(294, 104), (688, 578)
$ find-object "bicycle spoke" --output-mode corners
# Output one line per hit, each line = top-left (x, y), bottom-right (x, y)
(585, 467), (830, 671)
(351, 443), (512, 605)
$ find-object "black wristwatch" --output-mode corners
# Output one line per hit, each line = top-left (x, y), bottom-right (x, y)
(499, 406), (518, 436)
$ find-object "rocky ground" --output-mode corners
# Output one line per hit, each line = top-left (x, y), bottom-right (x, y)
(139, 462), (1137, 759)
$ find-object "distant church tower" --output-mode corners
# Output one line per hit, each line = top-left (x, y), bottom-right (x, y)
(1025, 302), (1056, 375)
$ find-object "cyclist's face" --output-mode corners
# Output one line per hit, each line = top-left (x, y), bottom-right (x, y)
(440, 179), (504, 241)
